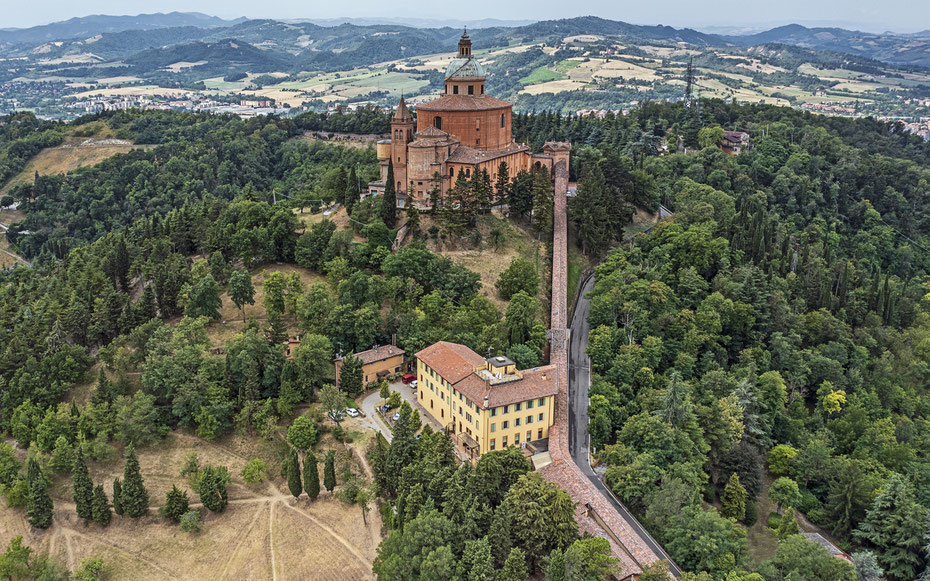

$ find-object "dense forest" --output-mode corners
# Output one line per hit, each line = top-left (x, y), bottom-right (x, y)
(546, 100), (930, 580)
(2, 97), (930, 580)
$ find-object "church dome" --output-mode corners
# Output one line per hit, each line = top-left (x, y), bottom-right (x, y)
(445, 57), (485, 79)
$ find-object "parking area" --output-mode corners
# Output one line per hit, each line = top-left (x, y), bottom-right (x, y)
(357, 380), (467, 461)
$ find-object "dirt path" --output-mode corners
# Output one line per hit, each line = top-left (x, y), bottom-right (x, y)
(280, 501), (371, 568)
(268, 501), (279, 581)
(216, 500), (269, 580)
(66, 526), (181, 579)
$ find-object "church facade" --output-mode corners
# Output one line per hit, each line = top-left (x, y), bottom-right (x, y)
(367, 31), (570, 208)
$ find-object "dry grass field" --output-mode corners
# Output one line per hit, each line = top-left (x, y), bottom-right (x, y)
(1, 422), (383, 580)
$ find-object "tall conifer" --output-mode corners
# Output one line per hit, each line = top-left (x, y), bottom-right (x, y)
(303, 452), (320, 501)
(286, 447), (302, 499)
(323, 450), (336, 493)
(72, 448), (93, 522)
(91, 484), (111, 527)
(120, 444), (149, 517)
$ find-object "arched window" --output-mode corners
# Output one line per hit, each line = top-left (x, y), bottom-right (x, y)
(465, 168), (471, 178)
(434, 116), (442, 130)
(500, 113), (505, 128)
(449, 167), (454, 177)
(397, 181), (402, 192)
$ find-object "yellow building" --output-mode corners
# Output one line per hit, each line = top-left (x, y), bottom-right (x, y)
(415, 341), (557, 460)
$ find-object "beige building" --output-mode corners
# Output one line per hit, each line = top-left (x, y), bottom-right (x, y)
(415, 341), (557, 460)
(335, 345), (407, 387)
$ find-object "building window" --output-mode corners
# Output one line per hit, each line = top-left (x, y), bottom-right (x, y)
(476, 139), (480, 146)
(364, 375), (368, 383)
(514, 418), (520, 427)
(500, 113), (505, 128)
(538, 398), (545, 406)
(490, 439), (495, 450)
(490, 408), (496, 417)
(465, 168), (471, 178)
(526, 431), (532, 442)
(502, 421), (508, 429)
(453, 85), (459, 95)
(430, 400), (434, 409)
(538, 429), (543, 439)
(491, 423), (495, 432)
(480, 85), (484, 94)
(538, 413), (544, 422)
(503, 405), (509, 414)
(441, 409), (444, 418)
(527, 400), (533, 409)
(527, 415), (532, 424)
(514, 433), (520, 444)
(468, 85), (474, 95)
(515, 403), (522, 411)
(502, 437), (507, 447)
(434, 116), (442, 130)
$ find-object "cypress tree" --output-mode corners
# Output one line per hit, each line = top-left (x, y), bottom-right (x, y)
(381, 162), (397, 228)
(303, 452), (320, 501)
(198, 466), (229, 513)
(112, 477), (123, 515)
(323, 450), (336, 493)
(91, 484), (111, 527)
(286, 447), (302, 499)
(72, 448), (94, 522)
(120, 444), (149, 517)
(721, 473), (747, 522)
(345, 167), (358, 215)
(26, 458), (53, 529)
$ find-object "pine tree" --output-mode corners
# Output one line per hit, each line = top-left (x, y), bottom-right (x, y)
(161, 485), (190, 523)
(72, 448), (94, 522)
(91, 484), (111, 527)
(500, 548), (528, 581)
(286, 447), (302, 499)
(303, 452), (320, 501)
(198, 466), (229, 513)
(120, 444), (149, 517)
(26, 458), (53, 529)
(323, 450), (336, 493)
(112, 478), (123, 515)
(381, 161), (397, 228)
(854, 474), (927, 581)
(530, 167), (553, 237)
(494, 161), (510, 202)
(721, 472), (747, 521)
(339, 353), (363, 396)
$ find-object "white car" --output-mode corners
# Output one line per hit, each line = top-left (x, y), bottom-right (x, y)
(409, 380), (417, 389)
(346, 408), (359, 418)
(392, 412), (400, 422)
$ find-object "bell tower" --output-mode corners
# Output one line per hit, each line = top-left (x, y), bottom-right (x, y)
(390, 95), (413, 195)
(458, 28), (471, 57)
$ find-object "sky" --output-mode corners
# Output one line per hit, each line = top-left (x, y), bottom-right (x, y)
(5, 0), (930, 33)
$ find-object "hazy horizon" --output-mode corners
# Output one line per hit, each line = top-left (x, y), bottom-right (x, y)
(4, 1), (929, 35)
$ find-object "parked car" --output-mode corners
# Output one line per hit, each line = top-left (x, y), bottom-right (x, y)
(392, 412), (400, 422)
(346, 408), (359, 417)
(409, 380), (417, 389)
(401, 373), (416, 384)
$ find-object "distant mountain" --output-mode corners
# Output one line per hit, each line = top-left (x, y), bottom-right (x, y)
(296, 17), (536, 29)
(125, 39), (292, 75)
(495, 16), (724, 46)
(0, 12), (242, 47)
(725, 24), (930, 69)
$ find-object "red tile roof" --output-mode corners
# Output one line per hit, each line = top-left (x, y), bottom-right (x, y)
(416, 94), (513, 112)
(416, 341), (558, 408)
(351, 344), (405, 366)
(446, 142), (530, 165)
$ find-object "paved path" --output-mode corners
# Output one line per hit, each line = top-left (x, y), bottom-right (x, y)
(568, 273), (682, 578)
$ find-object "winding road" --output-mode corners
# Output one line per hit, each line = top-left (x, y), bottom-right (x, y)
(567, 273), (683, 578)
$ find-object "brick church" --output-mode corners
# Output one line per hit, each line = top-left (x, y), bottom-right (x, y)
(367, 30), (570, 208)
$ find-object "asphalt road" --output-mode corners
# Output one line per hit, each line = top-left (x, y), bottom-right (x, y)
(568, 273), (683, 578)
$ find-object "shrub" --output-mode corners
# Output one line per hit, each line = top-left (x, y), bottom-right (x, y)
(742, 500), (758, 527)
(767, 511), (782, 530)
(286, 416), (320, 451)
(768, 444), (798, 475)
(179, 510), (201, 533)
(241, 458), (267, 485)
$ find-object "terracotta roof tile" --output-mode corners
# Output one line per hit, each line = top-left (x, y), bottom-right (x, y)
(351, 344), (405, 366)
(416, 341), (558, 408)
(416, 94), (512, 112)
(446, 142), (530, 165)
